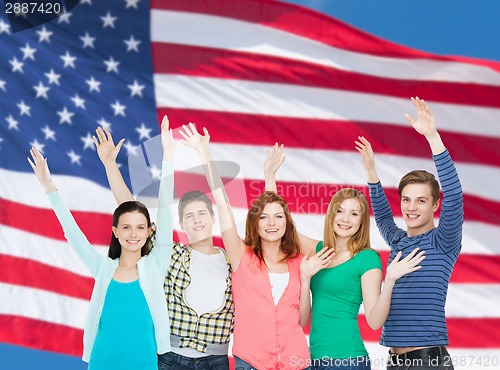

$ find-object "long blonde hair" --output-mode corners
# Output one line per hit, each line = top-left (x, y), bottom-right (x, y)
(323, 188), (371, 256)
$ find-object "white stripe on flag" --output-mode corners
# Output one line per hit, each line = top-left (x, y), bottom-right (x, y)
(0, 282), (88, 329)
(154, 74), (500, 138)
(151, 10), (500, 85)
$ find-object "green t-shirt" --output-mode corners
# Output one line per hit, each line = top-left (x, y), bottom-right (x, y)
(309, 241), (382, 360)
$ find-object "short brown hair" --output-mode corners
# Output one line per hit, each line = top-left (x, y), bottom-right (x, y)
(323, 188), (371, 256)
(398, 170), (440, 203)
(244, 191), (300, 264)
(178, 190), (214, 221)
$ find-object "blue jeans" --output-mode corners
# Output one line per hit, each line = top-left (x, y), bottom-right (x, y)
(158, 351), (229, 370)
(314, 356), (371, 370)
(235, 356), (312, 370)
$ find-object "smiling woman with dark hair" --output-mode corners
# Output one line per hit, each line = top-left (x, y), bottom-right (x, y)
(27, 117), (175, 370)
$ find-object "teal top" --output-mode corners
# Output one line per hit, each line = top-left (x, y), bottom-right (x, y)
(48, 160), (174, 362)
(89, 279), (157, 370)
(310, 241), (382, 359)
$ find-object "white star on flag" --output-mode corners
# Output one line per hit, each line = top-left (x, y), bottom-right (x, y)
(57, 107), (75, 125)
(104, 57), (120, 73)
(123, 141), (140, 156)
(45, 69), (61, 85)
(86, 76), (101, 92)
(6, 115), (19, 130)
(36, 26), (53, 42)
(127, 80), (145, 97)
(125, 0), (141, 9)
(71, 94), (86, 109)
(0, 19), (10, 34)
(29, 139), (45, 154)
(80, 32), (96, 48)
(81, 133), (95, 150)
(67, 150), (82, 165)
(111, 100), (126, 116)
(101, 12), (117, 28)
(124, 36), (141, 52)
(148, 164), (161, 180)
(61, 51), (77, 68)
(9, 58), (24, 73)
(33, 82), (50, 99)
(20, 44), (37, 60)
(17, 100), (31, 116)
(57, 13), (72, 24)
(136, 123), (152, 139)
(41, 125), (56, 141)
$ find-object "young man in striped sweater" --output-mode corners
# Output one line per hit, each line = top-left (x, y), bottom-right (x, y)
(356, 97), (464, 370)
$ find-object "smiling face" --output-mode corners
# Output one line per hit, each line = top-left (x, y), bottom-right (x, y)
(112, 211), (150, 255)
(400, 183), (440, 237)
(258, 202), (287, 243)
(333, 197), (363, 241)
(180, 200), (215, 243)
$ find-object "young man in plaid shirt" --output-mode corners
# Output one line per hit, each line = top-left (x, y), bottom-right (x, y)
(93, 119), (234, 370)
(160, 189), (234, 370)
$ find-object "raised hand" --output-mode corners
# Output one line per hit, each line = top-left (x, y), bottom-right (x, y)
(178, 122), (210, 152)
(160, 115), (175, 161)
(264, 143), (286, 177)
(385, 248), (426, 282)
(355, 136), (379, 183)
(300, 247), (335, 281)
(405, 97), (445, 155)
(27, 147), (57, 193)
(404, 97), (437, 137)
(93, 127), (125, 166)
(355, 136), (375, 172)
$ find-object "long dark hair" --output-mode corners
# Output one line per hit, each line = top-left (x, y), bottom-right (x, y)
(108, 201), (152, 259)
(244, 191), (300, 263)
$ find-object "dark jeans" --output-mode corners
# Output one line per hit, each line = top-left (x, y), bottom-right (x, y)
(387, 346), (454, 370)
(158, 351), (229, 370)
(314, 355), (371, 370)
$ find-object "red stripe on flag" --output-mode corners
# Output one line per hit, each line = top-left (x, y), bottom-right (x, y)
(159, 109), (500, 168)
(0, 197), (112, 245)
(151, 0), (479, 62)
(153, 42), (500, 109)
(357, 315), (500, 348)
(0, 255), (93, 300)
(0, 315), (83, 357)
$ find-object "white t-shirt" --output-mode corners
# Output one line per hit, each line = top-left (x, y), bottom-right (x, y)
(268, 272), (290, 306)
(172, 247), (229, 358)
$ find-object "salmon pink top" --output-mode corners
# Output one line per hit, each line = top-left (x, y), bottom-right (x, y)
(232, 247), (310, 370)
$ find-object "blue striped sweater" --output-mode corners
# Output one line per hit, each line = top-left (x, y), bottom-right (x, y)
(368, 149), (464, 347)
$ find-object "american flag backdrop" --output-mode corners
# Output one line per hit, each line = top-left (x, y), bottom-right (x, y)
(1, 0), (500, 369)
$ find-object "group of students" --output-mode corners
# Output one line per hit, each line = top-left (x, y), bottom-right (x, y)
(28, 97), (463, 370)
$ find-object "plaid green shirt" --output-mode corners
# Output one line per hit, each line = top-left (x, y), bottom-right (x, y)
(165, 242), (234, 353)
